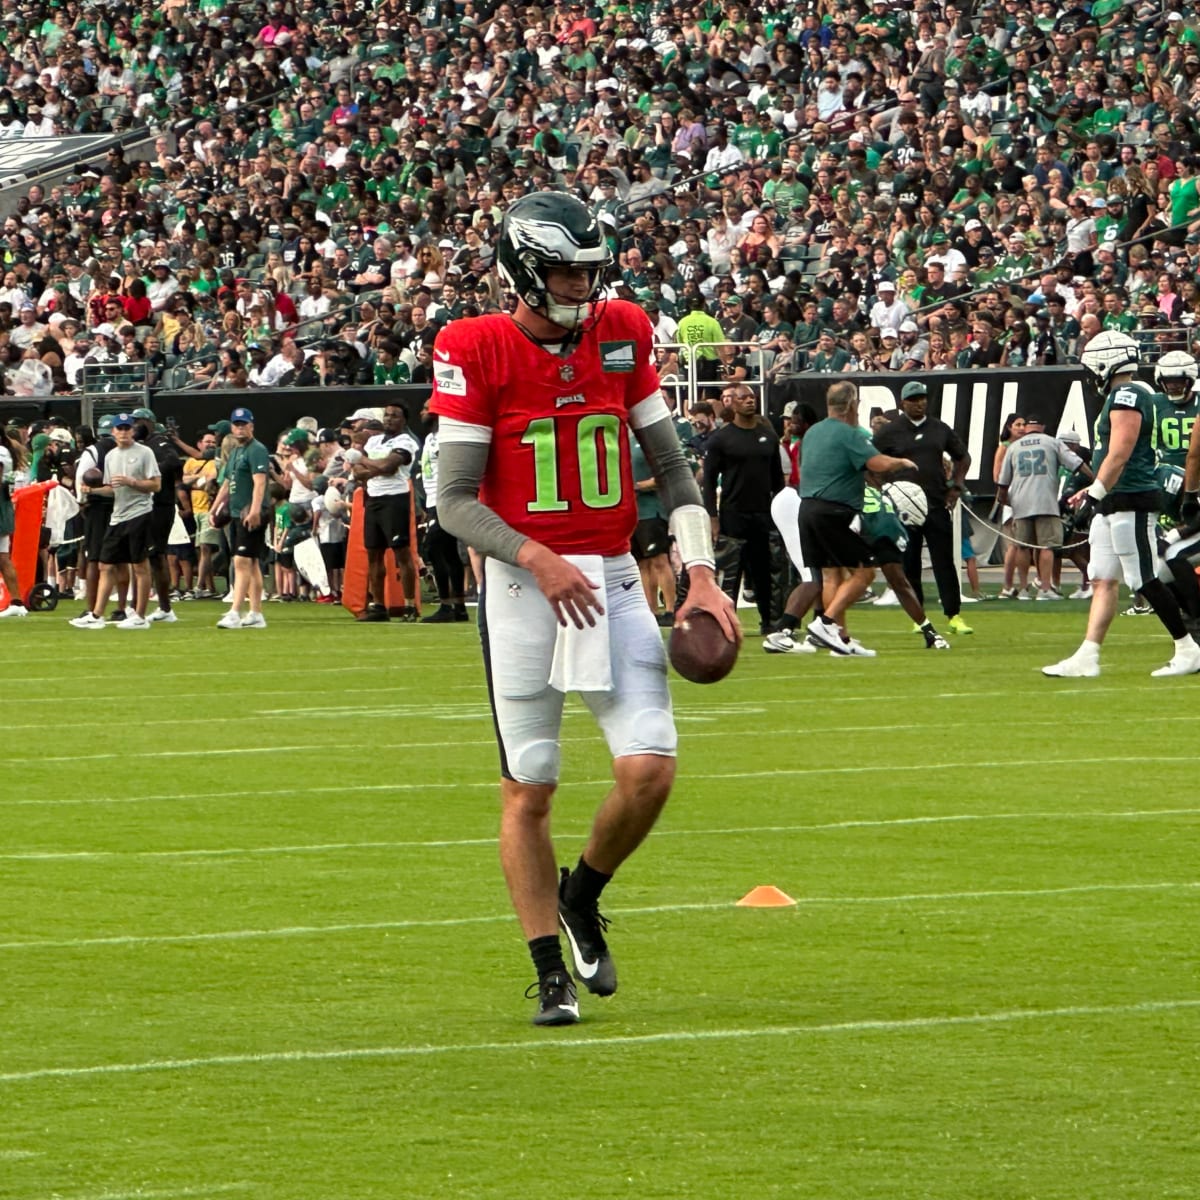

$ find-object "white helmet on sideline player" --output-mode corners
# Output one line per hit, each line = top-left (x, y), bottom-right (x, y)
(1080, 329), (1140, 388)
(1154, 350), (1198, 405)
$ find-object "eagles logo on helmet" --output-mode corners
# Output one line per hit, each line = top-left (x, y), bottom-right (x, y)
(496, 192), (613, 332)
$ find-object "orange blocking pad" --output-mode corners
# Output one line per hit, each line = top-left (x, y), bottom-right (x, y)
(0, 481), (56, 609)
(736, 885), (797, 908)
(340, 488), (423, 617)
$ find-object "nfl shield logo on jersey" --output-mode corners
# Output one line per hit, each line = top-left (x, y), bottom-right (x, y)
(559, 363), (575, 382)
(508, 582), (522, 598)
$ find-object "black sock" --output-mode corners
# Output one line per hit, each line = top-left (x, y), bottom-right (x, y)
(529, 934), (567, 980)
(778, 613), (798, 631)
(563, 856), (612, 909)
(1140, 577), (1188, 639)
(1167, 558), (1200, 619)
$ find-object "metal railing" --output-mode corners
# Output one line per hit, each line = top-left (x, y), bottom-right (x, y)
(79, 362), (149, 427)
(655, 339), (773, 415)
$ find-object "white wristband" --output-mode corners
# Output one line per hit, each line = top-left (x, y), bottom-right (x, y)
(669, 503), (715, 569)
(1086, 480), (1108, 501)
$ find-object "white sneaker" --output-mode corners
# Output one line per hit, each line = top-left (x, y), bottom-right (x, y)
(240, 611), (267, 629)
(997, 587), (1020, 600)
(69, 612), (106, 629)
(1042, 654), (1100, 678)
(1036, 589), (1065, 601)
(807, 616), (846, 652)
(149, 608), (179, 623)
(872, 588), (899, 607)
(842, 637), (877, 657)
(1072, 584), (1093, 601)
(0, 604), (28, 618)
(114, 613), (151, 629)
(216, 610), (244, 629)
(762, 629), (816, 654)
(1150, 645), (1200, 677)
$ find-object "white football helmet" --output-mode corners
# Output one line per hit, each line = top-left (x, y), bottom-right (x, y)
(1154, 350), (1198, 404)
(1080, 330), (1140, 387)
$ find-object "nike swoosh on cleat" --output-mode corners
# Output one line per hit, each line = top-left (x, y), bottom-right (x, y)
(559, 919), (599, 978)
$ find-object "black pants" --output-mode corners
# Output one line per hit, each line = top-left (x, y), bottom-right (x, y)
(424, 508), (463, 601)
(720, 509), (773, 629)
(901, 503), (961, 619)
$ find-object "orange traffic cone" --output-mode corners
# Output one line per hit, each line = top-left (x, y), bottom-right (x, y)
(736, 886), (797, 907)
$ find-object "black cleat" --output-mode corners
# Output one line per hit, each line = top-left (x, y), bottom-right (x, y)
(453, 604), (471, 622)
(526, 971), (580, 1026)
(398, 605), (419, 622)
(558, 867), (617, 996)
(359, 604), (389, 622)
(420, 605), (456, 623)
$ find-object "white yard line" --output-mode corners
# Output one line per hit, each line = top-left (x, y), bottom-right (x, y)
(2, 999), (1197, 1086)
(3, 805), (1198, 862)
(1, 880), (1195, 953)
(47, 1184), (252, 1200)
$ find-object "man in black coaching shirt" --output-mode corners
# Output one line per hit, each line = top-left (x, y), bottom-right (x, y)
(703, 384), (785, 635)
(872, 380), (974, 634)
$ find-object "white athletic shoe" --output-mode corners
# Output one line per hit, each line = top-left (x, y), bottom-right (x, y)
(0, 604), (28, 618)
(806, 616), (846, 652)
(1036, 589), (1065, 601)
(842, 637), (877, 657)
(872, 588), (900, 607)
(1150, 645), (1200, 677)
(1072, 584), (1093, 600)
(114, 613), (151, 629)
(149, 608), (179, 623)
(69, 612), (106, 629)
(762, 629), (817, 654)
(216, 610), (244, 629)
(240, 611), (267, 629)
(1042, 653), (1100, 678)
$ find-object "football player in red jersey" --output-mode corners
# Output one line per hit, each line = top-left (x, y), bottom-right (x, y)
(431, 192), (740, 1026)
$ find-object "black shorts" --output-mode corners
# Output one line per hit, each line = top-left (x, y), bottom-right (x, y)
(231, 517), (267, 559)
(797, 498), (877, 570)
(631, 516), (670, 561)
(320, 541), (347, 571)
(363, 493), (411, 551)
(147, 505), (175, 558)
(870, 536), (903, 566)
(83, 501), (113, 563)
(99, 512), (153, 565)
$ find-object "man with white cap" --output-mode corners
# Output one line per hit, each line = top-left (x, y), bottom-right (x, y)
(868, 279), (907, 334)
(147, 260), (179, 311)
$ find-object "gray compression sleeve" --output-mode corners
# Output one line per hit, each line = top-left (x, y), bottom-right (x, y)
(634, 415), (705, 512)
(435, 436), (529, 565)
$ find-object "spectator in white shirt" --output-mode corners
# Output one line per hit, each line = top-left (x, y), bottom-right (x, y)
(868, 280), (909, 334)
(146, 261), (180, 311)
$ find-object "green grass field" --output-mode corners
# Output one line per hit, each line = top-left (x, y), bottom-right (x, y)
(2, 595), (1198, 1200)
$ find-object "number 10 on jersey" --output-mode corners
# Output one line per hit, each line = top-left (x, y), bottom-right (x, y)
(521, 414), (624, 512)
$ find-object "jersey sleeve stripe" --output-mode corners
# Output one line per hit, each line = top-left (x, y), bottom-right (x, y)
(628, 390), (672, 430)
(438, 417), (494, 446)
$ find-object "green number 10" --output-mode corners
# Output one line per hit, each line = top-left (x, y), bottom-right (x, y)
(521, 414), (623, 513)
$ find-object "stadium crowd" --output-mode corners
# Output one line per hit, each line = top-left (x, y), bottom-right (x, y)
(1, 0), (1200, 403)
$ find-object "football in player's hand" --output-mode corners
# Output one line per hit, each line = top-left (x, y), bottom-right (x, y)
(668, 610), (738, 684)
(209, 498), (231, 529)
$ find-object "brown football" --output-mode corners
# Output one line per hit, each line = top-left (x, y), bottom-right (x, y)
(668, 610), (738, 684)
(209, 498), (231, 529)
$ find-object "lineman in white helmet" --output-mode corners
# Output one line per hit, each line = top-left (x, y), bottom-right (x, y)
(1044, 330), (1200, 677)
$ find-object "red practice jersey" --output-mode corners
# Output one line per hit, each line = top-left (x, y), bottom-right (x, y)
(429, 299), (662, 558)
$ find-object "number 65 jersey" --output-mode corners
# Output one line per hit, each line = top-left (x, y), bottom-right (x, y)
(428, 299), (663, 558)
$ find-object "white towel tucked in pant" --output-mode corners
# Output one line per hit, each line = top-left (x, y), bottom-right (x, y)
(548, 554), (613, 692)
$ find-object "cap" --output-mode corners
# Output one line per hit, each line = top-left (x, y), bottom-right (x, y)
(318, 427), (339, 442)
(964, 219), (982, 232)
(230, 407), (254, 423)
(900, 381), (928, 400)
(350, 407), (377, 421)
(878, 279), (896, 290)
(930, 232), (948, 244)
(208, 419), (232, 436)
(113, 413), (135, 428)
(1060, 428), (1082, 444)
(94, 322), (117, 338)
(900, 319), (919, 333)
(1091, 197), (1107, 209)
(285, 428), (310, 446)
(880, 327), (899, 339)
(152, 258), (171, 268)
